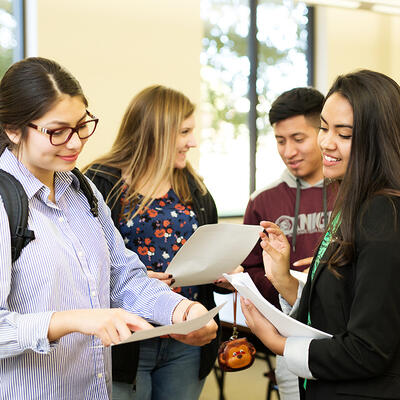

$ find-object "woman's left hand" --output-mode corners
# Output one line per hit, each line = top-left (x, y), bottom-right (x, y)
(170, 301), (218, 346)
(240, 297), (286, 355)
(214, 265), (244, 291)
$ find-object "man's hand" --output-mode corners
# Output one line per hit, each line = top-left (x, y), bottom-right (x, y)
(214, 265), (244, 291)
(293, 257), (313, 273)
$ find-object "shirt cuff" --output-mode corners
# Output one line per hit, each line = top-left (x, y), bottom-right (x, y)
(283, 336), (316, 380)
(279, 280), (304, 317)
(152, 292), (184, 325)
(17, 311), (57, 354)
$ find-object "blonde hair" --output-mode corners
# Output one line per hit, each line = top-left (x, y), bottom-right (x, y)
(85, 85), (207, 218)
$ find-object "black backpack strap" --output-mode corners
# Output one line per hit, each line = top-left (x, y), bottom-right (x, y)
(71, 168), (98, 217)
(0, 170), (35, 263)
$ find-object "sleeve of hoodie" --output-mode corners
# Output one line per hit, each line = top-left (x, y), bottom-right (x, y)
(242, 196), (281, 309)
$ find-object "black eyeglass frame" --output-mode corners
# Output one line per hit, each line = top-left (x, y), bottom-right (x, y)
(27, 110), (99, 146)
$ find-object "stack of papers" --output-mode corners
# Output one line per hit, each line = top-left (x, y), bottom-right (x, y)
(223, 272), (331, 339)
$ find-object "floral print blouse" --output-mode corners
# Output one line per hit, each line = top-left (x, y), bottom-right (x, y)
(119, 188), (200, 300)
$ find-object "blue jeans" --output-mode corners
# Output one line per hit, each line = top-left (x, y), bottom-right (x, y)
(112, 337), (204, 400)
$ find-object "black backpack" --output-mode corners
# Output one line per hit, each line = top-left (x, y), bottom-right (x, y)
(0, 168), (98, 263)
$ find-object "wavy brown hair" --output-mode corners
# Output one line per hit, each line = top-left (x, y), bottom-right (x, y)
(323, 70), (400, 272)
(84, 85), (206, 218)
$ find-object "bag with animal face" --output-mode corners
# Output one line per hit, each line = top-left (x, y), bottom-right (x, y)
(217, 337), (256, 372)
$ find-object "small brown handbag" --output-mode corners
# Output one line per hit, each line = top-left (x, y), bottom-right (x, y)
(217, 291), (256, 372)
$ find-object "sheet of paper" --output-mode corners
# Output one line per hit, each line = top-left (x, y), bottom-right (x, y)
(165, 223), (263, 287)
(115, 303), (226, 345)
(290, 270), (308, 284)
(223, 272), (331, 339)
(214, 292), (247, 327)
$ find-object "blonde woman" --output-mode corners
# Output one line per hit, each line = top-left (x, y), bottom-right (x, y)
(85, 86), (224, 400)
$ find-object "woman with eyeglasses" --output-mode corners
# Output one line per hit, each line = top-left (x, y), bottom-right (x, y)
(84, 85), (235, 400)
(241, 70), (400, 399)
(0, 57), (217, 400)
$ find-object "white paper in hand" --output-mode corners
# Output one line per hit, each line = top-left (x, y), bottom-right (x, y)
(116, 303), (226, 345)
(165, 223), (263, 287)
(223, 272), (331, 339)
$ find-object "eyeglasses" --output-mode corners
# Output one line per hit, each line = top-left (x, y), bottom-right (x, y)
(27, 110), (99, 146)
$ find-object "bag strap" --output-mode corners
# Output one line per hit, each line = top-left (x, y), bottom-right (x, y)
(0, 168), (97, 263)
(71, 168), (98, 217)
(230, 290), (239, 340)
(0, 169), (35, 262)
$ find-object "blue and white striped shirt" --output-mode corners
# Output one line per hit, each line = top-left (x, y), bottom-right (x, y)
(0, 148), (183, 399)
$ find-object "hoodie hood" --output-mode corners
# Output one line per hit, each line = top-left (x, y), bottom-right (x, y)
(281, 169), (325, 190)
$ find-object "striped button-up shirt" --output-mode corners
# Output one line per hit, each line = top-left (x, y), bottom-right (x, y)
(0, 149), (183, 399)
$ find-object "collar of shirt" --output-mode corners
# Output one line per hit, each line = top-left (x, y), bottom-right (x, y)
(0, 148), (81, 203)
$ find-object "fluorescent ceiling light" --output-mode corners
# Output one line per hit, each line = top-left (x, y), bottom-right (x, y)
(301, 0), (361, 9)
(371, 4), (400, 14)
(362, 0), (400, 6)
(300, 0), (400, 15)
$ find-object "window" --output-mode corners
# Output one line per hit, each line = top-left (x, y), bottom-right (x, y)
(0, 0), (24, 78)
(200, 0), (312, 216)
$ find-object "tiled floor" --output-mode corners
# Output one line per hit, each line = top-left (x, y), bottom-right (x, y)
(200, 357), (279, 400)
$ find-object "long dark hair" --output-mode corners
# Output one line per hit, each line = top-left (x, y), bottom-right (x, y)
(0, 57), (87, 153)
(326, 70), (400, 271)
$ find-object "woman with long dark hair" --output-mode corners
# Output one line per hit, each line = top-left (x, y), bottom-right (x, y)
(241, 70), (400, 399)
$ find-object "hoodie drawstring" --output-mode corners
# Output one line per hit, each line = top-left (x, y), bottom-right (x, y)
(292, 178), (301, 252)
(292, 179), (328, 252)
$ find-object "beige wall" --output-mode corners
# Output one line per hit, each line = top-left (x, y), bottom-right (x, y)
(30, 0), (202, 168)
(388, 16), (400, 83)
(27, 1), (400, 169)
(314, 6), (400, 94)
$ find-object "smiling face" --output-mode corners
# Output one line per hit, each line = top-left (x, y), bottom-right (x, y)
(274, 114), (323, 185)
(8, 95), (89, 187)
(318, 92), (353, 180)
(174, 114), (197, 169)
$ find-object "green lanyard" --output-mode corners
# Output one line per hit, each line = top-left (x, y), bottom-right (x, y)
(304, 212), (340, 390)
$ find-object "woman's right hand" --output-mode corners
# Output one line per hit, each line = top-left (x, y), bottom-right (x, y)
(260, 221), (298, 305)
(147, 270), (175, 286)
(260, 221), (291, 281)
(48, 308), (153, 346)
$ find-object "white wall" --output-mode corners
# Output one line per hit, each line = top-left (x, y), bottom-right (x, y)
(314, 5), (400, 93)
(29, 0), (202, 168)
(388, 16), (400, 83)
